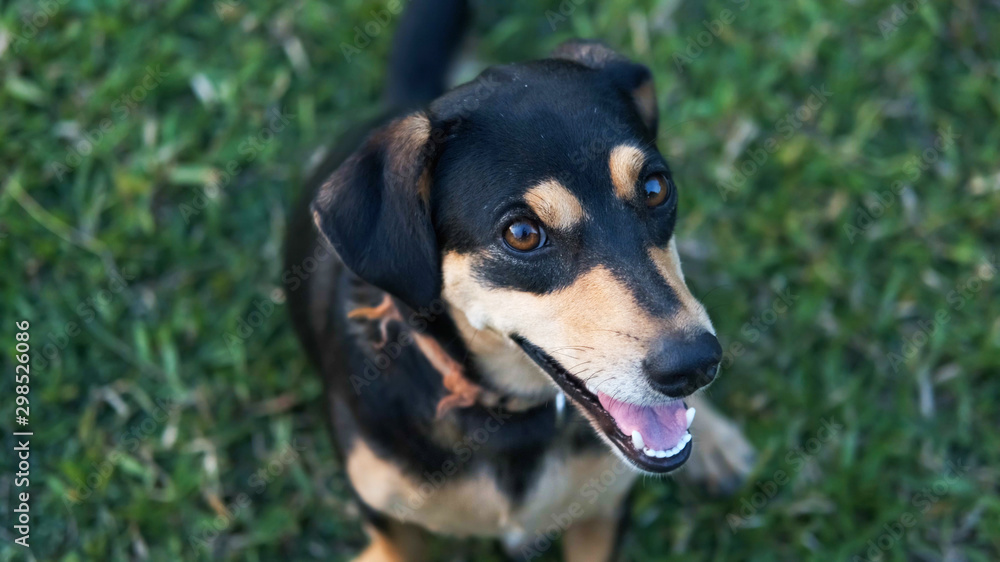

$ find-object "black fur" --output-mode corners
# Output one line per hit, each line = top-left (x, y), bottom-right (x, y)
(385, 0), (470, 107)
(284, 0), (692, 557)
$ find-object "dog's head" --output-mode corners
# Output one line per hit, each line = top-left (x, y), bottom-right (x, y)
(313, 41), (720, 473)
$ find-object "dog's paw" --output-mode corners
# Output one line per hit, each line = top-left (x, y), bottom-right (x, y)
(679, 396), (756, 495)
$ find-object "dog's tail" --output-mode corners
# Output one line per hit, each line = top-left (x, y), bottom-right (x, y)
(384, 0), (470, 107)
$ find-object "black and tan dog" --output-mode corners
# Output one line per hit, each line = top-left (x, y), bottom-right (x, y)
(286, 1), (755, 559)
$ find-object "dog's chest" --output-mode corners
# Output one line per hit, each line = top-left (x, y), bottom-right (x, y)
(346, 436), (636, 538)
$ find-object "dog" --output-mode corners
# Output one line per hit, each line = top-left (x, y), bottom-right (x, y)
(285, 1), (755, 559)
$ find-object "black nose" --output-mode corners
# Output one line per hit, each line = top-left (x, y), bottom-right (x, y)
(643, 332), (722, 397)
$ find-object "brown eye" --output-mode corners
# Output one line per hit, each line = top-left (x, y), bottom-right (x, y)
(644, 173), (673, 208)
(503, 219), (546, 252)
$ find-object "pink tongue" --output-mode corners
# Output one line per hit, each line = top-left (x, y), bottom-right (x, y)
(597, 392), (687, 450)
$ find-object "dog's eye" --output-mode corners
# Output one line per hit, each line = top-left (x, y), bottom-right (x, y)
(644, 173), (673, 208)
(503, 219), (546, 252)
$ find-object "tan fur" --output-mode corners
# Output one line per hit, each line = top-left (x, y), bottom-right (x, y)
(524, 179), (586, 230)
(313, 113), (432, 234)
(562, 517), (619, 562)
(347, 293), (400, 343)
(385, 114), (432, 203)
(551, 41), (624, 67)
(346, 436), (514, 536)
(354, 527), (412, 562)
(348, 294), (486, 417)
(448, 304), (556, 406)
(442, 237), (717, 407)
(442, 251), (666, 406)
(513, 452), (634, 537)
(352, 533), (404, 562)
(631, 79), (657, 132)
(647, 239), (715, 334)
(345, 395), (753, 556)
(346, 433), (633, 543)
(608, 145), (646, 201)
(353, 522), (424, 562)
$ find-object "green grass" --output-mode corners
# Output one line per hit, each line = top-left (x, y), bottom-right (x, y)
(2, 0), (999, 560)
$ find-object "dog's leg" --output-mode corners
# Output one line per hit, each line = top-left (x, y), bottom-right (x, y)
(353, 520), (426, 562)
(561, 516), (620, 562)
(680, 394), (757, 494)
(560, 488), (631, 562)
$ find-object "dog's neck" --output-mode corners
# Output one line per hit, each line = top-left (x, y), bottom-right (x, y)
(358, 291), (556, 414)
(445, 303), (560, 411)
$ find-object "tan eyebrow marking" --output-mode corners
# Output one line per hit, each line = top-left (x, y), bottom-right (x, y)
(609, 145), (646, 200)
(524, 179), (585, 229)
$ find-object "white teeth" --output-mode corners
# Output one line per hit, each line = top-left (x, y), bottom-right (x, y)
(679, 432), (692, 451)
(631, 430), (644, 450)
(686, 407), (696, 429)
(641, 431), (692, 458)
(555, 392), (566, 417)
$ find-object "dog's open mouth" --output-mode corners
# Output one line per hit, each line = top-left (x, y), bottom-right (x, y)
(513, 336), (694, 473)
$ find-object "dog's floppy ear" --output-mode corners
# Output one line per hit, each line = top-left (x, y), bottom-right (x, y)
(311, 112), (440, 310)
(552, 39), (658, 136)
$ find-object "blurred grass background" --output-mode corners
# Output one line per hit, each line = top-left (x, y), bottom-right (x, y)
(2, 0), (999, 560)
